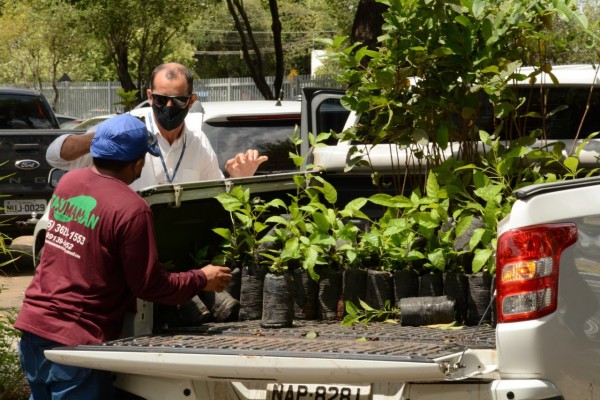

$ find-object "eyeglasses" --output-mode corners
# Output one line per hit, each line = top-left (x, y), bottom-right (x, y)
(151, 93), (191, 108)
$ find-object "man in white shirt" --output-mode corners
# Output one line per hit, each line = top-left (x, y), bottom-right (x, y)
(46, 63), (268, 191)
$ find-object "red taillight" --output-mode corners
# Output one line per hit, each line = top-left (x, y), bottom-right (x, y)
(495, 223), (577, 323)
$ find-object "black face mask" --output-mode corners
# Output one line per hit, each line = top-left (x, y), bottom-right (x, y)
(152, 103), (189, 131)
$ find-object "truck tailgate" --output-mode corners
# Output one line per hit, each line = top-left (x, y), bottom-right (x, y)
(46, 320), (496, 383)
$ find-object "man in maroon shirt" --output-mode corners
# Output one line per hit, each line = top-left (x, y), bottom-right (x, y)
(15, 113), (232, 399)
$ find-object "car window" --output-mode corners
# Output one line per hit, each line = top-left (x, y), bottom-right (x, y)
(516, 86), (600, 140)
(202, 118), (301, 174)
(315, 100), (351, 145)
(0, 94), (55, 129)
(351, 85), (600, 144)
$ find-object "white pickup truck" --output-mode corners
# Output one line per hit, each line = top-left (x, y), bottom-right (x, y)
(41, 66), (600, 399)
(44, 172), (600, 400)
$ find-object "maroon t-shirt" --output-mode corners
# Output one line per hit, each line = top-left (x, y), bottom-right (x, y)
(15, 167), (207, 346)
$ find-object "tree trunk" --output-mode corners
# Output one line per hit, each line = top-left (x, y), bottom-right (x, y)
(350, 0), (388, 67)
(351, 0), (387, 49)
(269, 0), (284, 100)
(51, 62), (59, 112)
(112, 41), (137, 93)
(226, 0), (276, 99)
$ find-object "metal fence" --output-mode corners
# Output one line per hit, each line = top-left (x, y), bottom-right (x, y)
(9, 74), (342, 119)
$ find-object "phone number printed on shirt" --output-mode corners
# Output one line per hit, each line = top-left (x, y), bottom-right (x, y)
(45, 221), (87, 258)
(47, 221), (87, 245)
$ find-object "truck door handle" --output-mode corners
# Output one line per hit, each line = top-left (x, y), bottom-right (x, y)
(13, 143), (40, 152)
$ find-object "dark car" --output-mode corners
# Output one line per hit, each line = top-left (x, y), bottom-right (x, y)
(0, 87), (60, 129)
(0, 88), (74, 243)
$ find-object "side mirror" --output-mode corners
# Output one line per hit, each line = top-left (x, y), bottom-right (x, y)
(49, 168), (67, 188)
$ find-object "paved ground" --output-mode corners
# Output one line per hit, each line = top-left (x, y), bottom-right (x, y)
(1, 273), (32, 311)
(0, 253), (33, 359)
(1, 249), (34, 313)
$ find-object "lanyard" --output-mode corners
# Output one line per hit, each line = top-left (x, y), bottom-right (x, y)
(148, 112), (187, 183)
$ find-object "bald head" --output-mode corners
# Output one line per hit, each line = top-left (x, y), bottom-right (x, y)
(150, 63), (194, 95)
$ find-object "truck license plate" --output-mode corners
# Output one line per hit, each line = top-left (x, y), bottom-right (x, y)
(267, 383), (370, 400)
(3, 199), (47, 215)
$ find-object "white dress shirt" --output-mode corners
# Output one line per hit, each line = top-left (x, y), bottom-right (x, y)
(46, 111), (224, 191)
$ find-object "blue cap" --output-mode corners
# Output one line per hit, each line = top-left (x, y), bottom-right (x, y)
(90, 114), (160, 161)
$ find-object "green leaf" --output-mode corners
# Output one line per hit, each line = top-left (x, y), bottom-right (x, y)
(215, 194), (242, 212)
(345, 300), (360, 314)
(455, 215), (473, 238)
(265, 215), (290, 225)
(472, 248), (493, 273)
(312, 212), (331, 232)
(563, 156), (579, 174)
(305, 331), (318, 339)
(427, 248), (446, 270)
(368, 193), (412, 208)
(358, 299), (375, 312)
(454, 15), (472, 28)
(342, 315), (359, 326)
(468, 228), (486, 250)
(313, 176), (338, 204)
(213, 227), (231, 240)
(471, 0), (485, 18)
(425, 171), (440, 199)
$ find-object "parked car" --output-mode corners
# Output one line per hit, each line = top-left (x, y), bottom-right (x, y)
(70, 114), (115, 131)
(63, 99), (310, 173)
(0, 87), (60, 129)
(55, 114), (83, 129)
(36, 66), (600, 400)
(133, 100), (150, 109)
(127, 99), (345, 174)
(31, 99), (348, 265)
(0, 88), (72, 241)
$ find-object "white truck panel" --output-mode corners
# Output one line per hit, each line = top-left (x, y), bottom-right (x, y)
(44, 350), (450, 383)
(110, 375), (563, 400)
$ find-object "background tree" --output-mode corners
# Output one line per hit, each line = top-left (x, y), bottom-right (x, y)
(0, 0), (47, 88)
(547, 0), (600, 64)
(326, 0), (600, 202)
(189, 0), (355, 85)
(42, 0), (86, 109)
(77, 0), (201, 101)
(1, 0), (358, 93)
(190, 1), (270, 79)
(0, 0), (87, 108)
(225, 0), (283, 99)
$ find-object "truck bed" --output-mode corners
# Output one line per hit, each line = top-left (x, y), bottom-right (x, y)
(80, 320), (496, 361)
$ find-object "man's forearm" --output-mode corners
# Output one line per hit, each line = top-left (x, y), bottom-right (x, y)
(60, 133), (95, 161)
